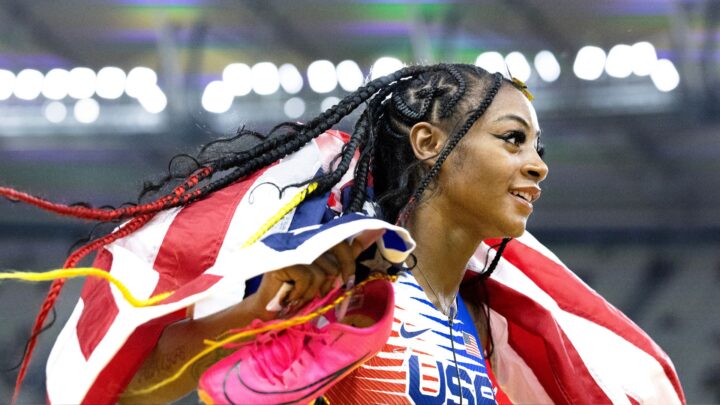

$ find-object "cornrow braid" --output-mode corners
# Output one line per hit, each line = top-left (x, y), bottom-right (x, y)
(439, 64), (466, 118)
(395, 72), (503, 225)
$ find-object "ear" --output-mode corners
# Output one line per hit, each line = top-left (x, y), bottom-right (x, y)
(408, 122), (448, 165)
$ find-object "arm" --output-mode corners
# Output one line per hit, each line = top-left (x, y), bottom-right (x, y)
(119, 241), (361, 404)
(119, 293), (266, 404)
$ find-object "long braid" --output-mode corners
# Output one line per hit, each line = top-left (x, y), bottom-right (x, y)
(346, 84), (396, 213)
(0, 166), (212, 223)
(482, 237), (511, 279)
(201, 68), (431, 199)
(346, 112), (374, 213)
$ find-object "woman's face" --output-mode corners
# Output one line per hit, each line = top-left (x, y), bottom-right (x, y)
(435, 84), (548, 239)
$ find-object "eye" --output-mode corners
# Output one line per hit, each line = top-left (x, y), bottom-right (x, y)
(498, 130), (526, 147)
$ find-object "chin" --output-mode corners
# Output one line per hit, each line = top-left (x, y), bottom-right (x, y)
(502, 219), (527, 238)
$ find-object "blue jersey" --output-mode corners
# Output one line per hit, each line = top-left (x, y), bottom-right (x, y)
(325, 271), (498, 404)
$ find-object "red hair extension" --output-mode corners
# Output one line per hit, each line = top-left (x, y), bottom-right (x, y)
(8, 168), (213, 402)
(0, 166), (212, 223)
(12, 213), (155, 404)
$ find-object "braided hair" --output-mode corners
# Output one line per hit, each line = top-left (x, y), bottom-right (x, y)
(2, 63), (519, 398)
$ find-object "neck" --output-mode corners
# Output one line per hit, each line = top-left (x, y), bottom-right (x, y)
(406, 199), (488, 315)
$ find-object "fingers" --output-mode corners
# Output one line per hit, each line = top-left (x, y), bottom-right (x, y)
(303, 264), (326, 301)
(313, 255), (340, 294)
(328, 241), (359, 283)
(280, 264), (327, 303)
(263, 239), (367, 313)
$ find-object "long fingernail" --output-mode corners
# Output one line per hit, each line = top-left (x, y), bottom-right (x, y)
(265, 282), (294, 312)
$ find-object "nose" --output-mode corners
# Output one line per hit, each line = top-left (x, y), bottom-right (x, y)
(522, 152), (548, 182)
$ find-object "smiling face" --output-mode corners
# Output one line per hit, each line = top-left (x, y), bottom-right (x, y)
(429, 84), (548, 239)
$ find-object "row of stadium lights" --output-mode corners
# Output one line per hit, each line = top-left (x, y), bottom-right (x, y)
(204, 41), (678, 117)
(479, 42), (679, 91)
(0, 41), (678, 124)
(0, 66), (165, 124)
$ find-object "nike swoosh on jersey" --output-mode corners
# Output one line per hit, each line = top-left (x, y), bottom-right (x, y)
(400, 323), (430, 339)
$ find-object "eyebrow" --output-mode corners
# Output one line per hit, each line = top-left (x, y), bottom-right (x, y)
(494, 114), (542, 137)
(494, 114), (530, 129)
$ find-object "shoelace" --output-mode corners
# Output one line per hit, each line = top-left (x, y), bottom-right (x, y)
(250, 321), (331, 384)
(222, 285), (343, 385)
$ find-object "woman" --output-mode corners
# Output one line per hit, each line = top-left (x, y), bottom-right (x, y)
(4, 64), (683, 404)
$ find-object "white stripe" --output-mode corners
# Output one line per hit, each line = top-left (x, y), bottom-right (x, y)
(561, 310), (680, 404)
(356, 376), (407, 384)
(360, 364), (406, 371)
(112, 207), (181, 264)
(516, 231), (567, 268)
(46, 300), (87, 403)
(366, 389), (407, 397)
(107, 244), (161, 300)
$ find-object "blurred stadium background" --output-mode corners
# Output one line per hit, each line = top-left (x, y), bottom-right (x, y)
(0, 0), (719, 403)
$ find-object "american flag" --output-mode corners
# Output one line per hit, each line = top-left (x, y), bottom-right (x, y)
(45, 130), (685, 404)
(462, 331), (482, 359)
(463, 236), (685, 404)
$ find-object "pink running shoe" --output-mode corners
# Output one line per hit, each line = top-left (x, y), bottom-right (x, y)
(197, 277), (395, 405)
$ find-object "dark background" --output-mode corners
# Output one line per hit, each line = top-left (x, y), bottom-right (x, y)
(1, 0), (719, 403)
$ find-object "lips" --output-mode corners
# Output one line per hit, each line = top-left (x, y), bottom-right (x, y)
(509, 186), (541, 208)
(509, 186), (541, 203)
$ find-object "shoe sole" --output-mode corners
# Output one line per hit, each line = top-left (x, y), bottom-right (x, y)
(198, 350), (373, 405)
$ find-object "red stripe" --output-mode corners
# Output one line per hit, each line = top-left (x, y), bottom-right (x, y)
(356, 369), (407, 380)
(413, 349), (432, 356)
(486, 278), (612, 404)
(498, 239), (685, 403)
(159, 273), (222, 304)
(82, 310), (185, 404)
(486, 357), (513, 405)
(76, 249), (118, 359)
(80, 168), (270, 403)
(151, 168), (269, 295)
